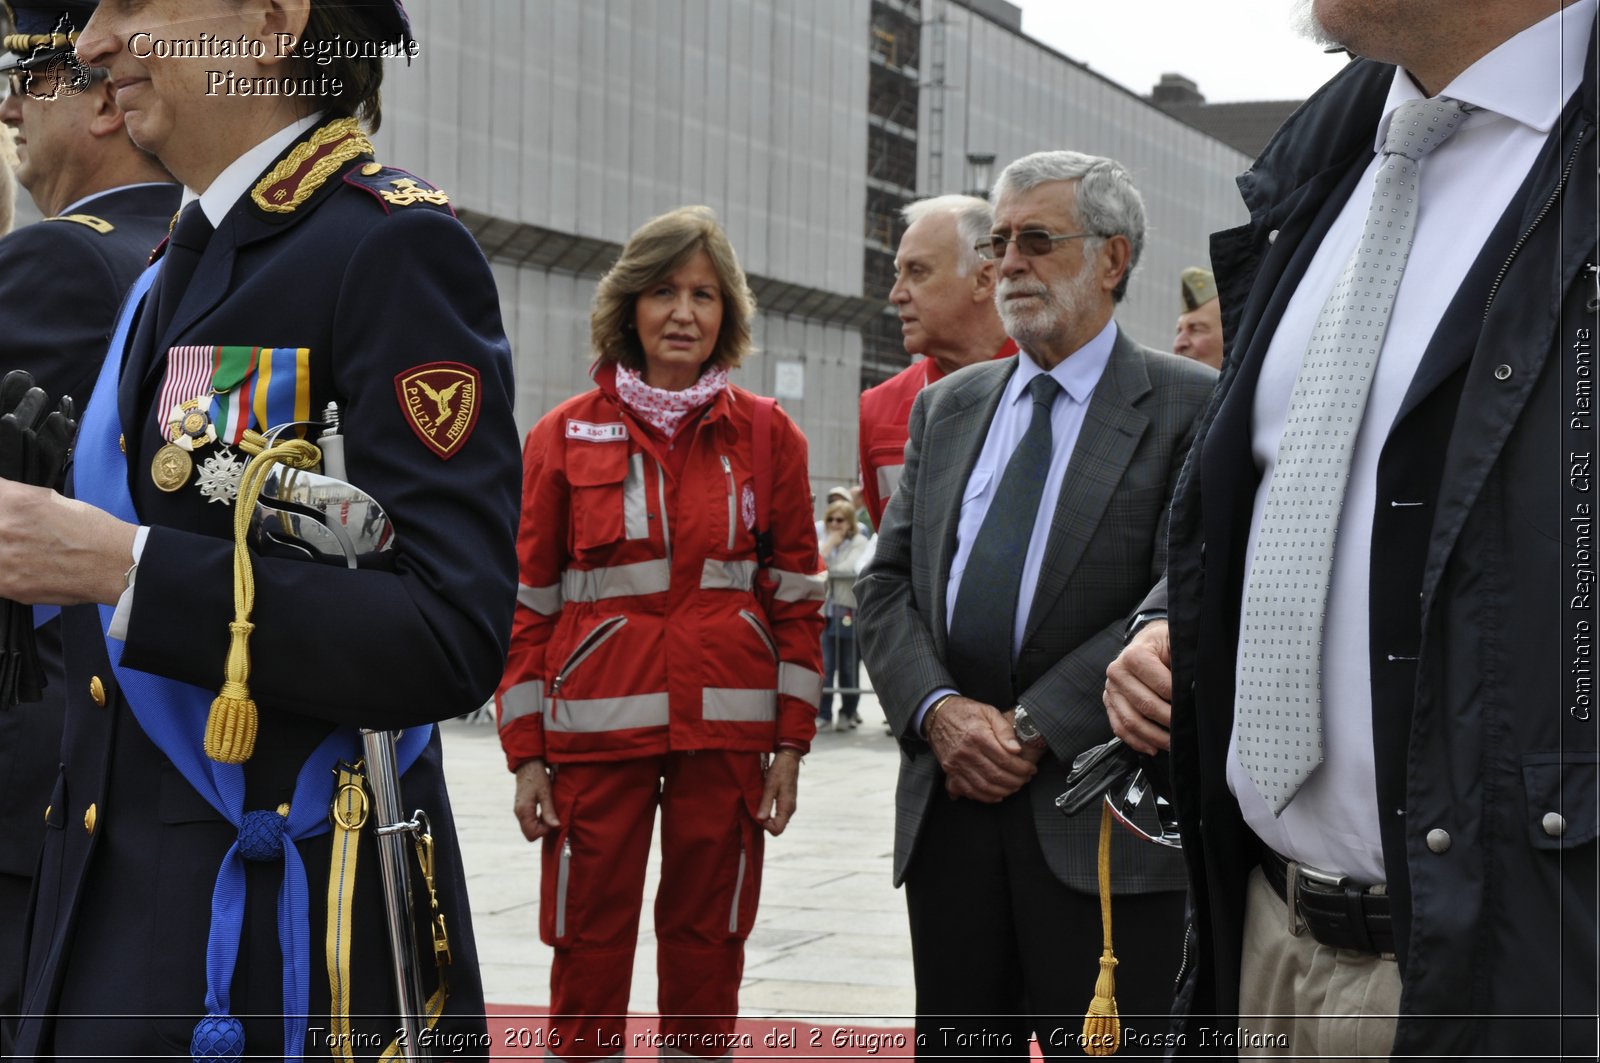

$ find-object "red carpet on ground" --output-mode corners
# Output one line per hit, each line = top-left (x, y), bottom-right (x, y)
(487, 1005), (916, 1059)
(485, 1006), (1072, 1060)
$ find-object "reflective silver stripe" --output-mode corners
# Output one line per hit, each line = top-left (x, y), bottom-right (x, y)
(876, 461), (903, 499)
(701, 558), (757, 592)
(770, 568), (827, 603)
(728, 843), (746, 934)
(703, 687), (777, 722)
(548, 692), (671, 732)
(623, 453), (648, 539)
(778, 663), (824, 708)
(561, 559), (671, 601)
(721, 455), (736, 551)
(499, 680), (546, 727)
(517, 582), (562, 616)
(555, 839), (571, 938)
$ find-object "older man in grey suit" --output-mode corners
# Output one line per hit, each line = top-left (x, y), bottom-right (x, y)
(857, 150), (1215, 1057)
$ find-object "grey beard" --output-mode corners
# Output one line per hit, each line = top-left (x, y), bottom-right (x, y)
(996, 261), (1097, 350)
(1290, 0), (1338, 48)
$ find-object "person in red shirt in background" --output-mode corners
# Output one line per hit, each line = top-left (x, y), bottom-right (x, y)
(858, 194), (1017, 526)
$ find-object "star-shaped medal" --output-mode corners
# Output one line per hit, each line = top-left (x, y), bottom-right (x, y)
(195, 445), (245, 505)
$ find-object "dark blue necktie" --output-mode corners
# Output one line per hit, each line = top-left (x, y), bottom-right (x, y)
(152, 202), (213, 345)
(945, 373), (1061, 709)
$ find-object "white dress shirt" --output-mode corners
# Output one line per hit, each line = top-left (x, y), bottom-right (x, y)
(917, 318), (1118, 729)
(1228, 0), (1594, 882)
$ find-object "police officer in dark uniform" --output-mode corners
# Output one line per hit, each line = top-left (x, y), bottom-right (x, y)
(0, 1), (176, 1043)
(0, 1), (516, 1058)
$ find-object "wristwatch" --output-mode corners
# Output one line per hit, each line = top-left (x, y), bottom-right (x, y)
(1126, 609), (1167, 643)
(1013, 705), (1042, 745)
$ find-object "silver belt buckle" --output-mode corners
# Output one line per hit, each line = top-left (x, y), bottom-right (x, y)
(1295, 860), (1350, 891)
(1283, 858), (1346, 937)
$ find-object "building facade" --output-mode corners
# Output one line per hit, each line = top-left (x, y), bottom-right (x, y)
(374, 0), (1252, 498)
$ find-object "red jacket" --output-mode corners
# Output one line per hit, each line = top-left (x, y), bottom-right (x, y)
(497, 365), (825, 767)
(857, 340), (1017, 526)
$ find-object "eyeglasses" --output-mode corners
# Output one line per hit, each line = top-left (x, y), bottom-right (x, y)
(826, 518), (850, 524)
(1, 61), (107, 102)
(975, 230), (1097, 261)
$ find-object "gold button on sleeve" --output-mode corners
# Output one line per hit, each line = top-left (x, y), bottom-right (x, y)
(89, 675), (106, 707)
(83, 803), (97, 835)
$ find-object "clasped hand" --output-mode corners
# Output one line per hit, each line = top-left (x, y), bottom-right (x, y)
(927, 696), (1043, 802)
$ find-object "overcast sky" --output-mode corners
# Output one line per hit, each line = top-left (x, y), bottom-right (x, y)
(1008, 0), (1352, 103)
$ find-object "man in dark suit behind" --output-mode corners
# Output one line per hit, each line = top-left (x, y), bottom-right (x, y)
(0, 1), (177, 1044)
(856, 150), (1215, 1058)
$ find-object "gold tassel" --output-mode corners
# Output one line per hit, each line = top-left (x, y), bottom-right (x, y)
(202, 438), (322, 764)
(1082, 800), (1121, 1056)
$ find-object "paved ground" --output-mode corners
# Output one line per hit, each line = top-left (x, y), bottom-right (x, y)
(439, 688), (917, 1024)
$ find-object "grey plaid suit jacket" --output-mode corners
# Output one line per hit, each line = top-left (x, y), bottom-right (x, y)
(856, 329), (1215, 893)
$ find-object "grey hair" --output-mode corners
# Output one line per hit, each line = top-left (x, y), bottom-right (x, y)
(992, 151), (1145, 301)
(900, 194), (993, 277)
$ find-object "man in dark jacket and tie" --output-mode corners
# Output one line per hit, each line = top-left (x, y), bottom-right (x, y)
(857, 149), (1215, 1058)
(1105, 0), (1599, 1056)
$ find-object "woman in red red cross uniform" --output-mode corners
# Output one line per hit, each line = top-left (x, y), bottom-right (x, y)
(497, 206), (824, 1062)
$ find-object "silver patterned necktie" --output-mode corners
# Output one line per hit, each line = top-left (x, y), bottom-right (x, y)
(1236, 96), (1470, 814)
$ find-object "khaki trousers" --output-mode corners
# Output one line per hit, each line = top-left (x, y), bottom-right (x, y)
(1237, 865), (1402, 1060)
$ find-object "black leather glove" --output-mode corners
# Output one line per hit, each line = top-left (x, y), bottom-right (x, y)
(1056, 736), (1140, 817)
(0, 371), (79, 707)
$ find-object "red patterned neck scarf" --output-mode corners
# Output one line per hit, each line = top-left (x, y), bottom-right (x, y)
(615, 364), (728, 437)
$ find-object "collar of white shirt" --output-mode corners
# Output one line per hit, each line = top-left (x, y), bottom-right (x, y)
(183, 111), (327, 228)
(1375, 0), (1594, 147)
(1011, 317), (1118, 407)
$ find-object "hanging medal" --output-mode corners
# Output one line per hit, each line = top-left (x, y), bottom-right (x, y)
(194, 445), (245, 504)
(150, 346), (219, 490)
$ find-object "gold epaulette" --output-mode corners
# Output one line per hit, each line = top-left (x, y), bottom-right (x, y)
(250, 117), (375, 215)
(44, 213), (113, 234)
(343, 163), (453, 215)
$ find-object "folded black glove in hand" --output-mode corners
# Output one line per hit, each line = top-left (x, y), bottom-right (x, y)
(0, 369), (79, 708)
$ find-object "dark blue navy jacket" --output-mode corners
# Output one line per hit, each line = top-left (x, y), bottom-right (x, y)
(1162, 17), (1598, 1058)
(0, 179), (179, 1047)
(14, 122), (518, 1060)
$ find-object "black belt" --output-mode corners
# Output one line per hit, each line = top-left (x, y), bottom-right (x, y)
(1260, 849), (1394, 956)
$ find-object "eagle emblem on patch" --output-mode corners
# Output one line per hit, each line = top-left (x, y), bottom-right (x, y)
(741, 483), (757, 531)
(395, 361), (481, 460)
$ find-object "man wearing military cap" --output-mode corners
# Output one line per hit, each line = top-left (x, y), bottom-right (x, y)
(0, 0), (177, 405)
(1172, 265), (1223, 370)
(0, 1), (177, 1045)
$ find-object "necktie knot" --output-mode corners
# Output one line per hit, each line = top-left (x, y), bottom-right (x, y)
(1027, 373), (1060, 410)
(168, 203), (212, 253)
(1382, 97), (1469, 161)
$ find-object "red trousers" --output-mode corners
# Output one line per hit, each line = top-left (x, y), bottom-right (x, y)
(540, 752), (767, 1062)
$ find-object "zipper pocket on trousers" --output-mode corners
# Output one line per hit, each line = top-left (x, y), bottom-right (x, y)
(728, 840), (747, 934)
(721, 455), (737, 552)
(556, 837), (572, 939)
(739, 609), (779, 662)
(551, 615), (629, 696)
